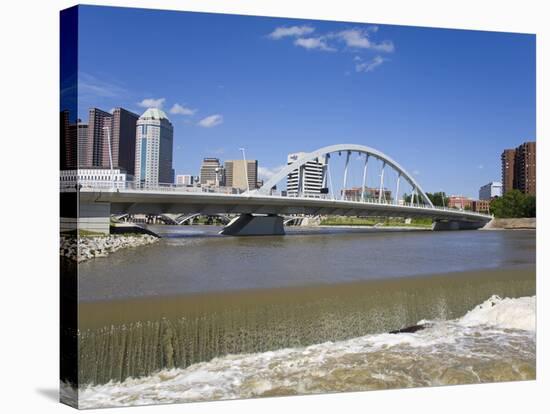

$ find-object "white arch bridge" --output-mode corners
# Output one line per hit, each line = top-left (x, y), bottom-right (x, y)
(70, 144), (492, 235)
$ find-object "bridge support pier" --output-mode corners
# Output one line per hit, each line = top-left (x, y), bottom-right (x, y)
(77, 200), (111, 234)
(432, 220), (486, 231)
(220, 214), (285, 236)
(60, 196), (111, 235)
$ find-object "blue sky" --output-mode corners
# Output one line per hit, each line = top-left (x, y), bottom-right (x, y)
(74, 5), (535, 198)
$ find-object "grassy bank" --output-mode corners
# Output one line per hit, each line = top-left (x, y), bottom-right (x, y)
(61, 229), (107, 238)
(320, 216), (433, 228)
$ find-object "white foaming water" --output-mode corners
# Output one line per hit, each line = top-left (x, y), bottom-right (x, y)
(457, 295), (535, 331)
(78, 295), (536, 409)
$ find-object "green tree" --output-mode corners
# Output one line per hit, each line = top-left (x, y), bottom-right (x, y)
(524, 194), (536, 217)
(427, 192), (447, 207)
(403, 192), (447, 206)
(490, 190), (536, 218)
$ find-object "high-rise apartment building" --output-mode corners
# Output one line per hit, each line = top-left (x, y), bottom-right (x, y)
(286, 152), (326, 197)
(479, 181), (502, 200)
(225, 159), (258, 191)
(200, 158), (224, 186)
(134, 108), (174, 188)
(501, 141), (536, 195)
(501, 149), (516, 194)
(515, 142), (536, 195)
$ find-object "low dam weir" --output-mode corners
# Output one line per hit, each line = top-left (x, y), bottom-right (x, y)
(77, 267), (534, 386)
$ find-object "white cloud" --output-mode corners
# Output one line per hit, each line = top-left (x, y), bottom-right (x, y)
(258, 165), (286, 181)
(413, 170), (421, 176)
(266, 25), (394, 74)
(268, 25), (315, 39)
(371, 40), (395, 53)
(335, 28), (394, 52)
(294, 37), (336, 52)
(169, 103), (196, 116)
(78, 72), (127, 99)
(138, 98), (165, 108)
(336, 29), (371, 48)
(198, 114), (223, 128)
(355, 56), (386, 72)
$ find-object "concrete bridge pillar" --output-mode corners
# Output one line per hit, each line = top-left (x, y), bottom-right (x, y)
(78, 200), (111, 235)
(432, 220), (486, 231)
(220, 214), (285, 236)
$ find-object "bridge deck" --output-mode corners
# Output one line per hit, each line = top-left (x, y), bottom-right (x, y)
(78, 189), (492, 223)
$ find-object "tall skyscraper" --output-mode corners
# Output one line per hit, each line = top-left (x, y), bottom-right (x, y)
(200, 158), (224, 186)
(134, 108), (174, 188)
(60, 110), (76, 170)
(76, 121), (89, 168)
(225, 159), (258, 191)
(286, 152), (326, 197)
(86, 108), (112, 167)
(101, 108), (140, 175)
(501, 141), (536, 195)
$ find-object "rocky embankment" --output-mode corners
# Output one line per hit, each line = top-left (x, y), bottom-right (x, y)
(60, 234), (159, 262)
(483, 218), (536, 230)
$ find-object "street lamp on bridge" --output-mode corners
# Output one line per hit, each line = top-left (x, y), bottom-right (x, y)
(239, 147), (250, 193)
(102, 126), (114, 190)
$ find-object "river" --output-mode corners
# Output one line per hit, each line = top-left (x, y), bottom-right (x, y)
(72, 227), (536, 408)
(78, 226), (535, 301)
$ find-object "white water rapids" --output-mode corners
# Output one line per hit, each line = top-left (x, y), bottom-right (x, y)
(74, 295), (536, 408)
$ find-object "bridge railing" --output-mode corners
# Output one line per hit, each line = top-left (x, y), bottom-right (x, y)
(60, 180), (243, 194)
(282, 192), (490, 217)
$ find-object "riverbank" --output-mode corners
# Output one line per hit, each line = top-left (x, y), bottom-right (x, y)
(483, 218), (536, 230)
(60, 234), (159, 263)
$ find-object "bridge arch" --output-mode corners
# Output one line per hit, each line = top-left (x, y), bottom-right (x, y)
(256, 144), (434, 208)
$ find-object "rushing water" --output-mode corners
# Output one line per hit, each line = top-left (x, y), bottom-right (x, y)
(69, 227), (536, 408)
(76, 295), (536, 408)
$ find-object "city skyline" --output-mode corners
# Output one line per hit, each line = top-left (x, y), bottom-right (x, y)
(68, 103), (534, 201)
(68, 6), (536, 198)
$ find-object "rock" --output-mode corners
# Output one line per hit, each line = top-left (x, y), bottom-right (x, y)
(60, 234), (159, 262)
(389, 323), (431, 334)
